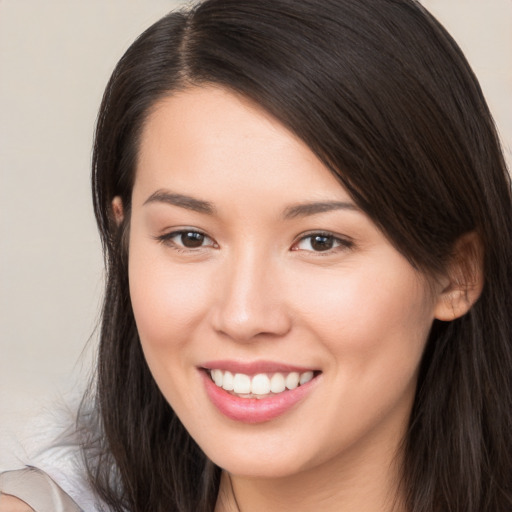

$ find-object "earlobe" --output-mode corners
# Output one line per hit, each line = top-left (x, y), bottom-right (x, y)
(434, 232), (484, 321)
(111, 196), (124, 226)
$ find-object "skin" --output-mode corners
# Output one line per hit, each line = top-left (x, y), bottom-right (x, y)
(0, 495), (34, 512)
(122, 86), (479, 512)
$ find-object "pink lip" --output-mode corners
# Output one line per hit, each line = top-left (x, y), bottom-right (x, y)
(200, 369), (320, 424)
(200, 359), (316, 375)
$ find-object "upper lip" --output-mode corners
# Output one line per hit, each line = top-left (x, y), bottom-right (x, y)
(200, 360), (318, 375)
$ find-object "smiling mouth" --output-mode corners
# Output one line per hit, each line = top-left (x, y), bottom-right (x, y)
(206, 369), (321, 399)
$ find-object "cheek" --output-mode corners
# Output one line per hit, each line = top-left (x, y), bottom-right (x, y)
(292, 261), (435, 374)
(288, 265), (434, 455)
(128, 242), (212, 358)
(127, 242), (216, 416)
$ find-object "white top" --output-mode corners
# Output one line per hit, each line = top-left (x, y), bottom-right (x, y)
(0, 467), (81, 512)
(0, 394), (106, 512)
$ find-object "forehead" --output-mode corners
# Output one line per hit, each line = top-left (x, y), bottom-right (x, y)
(134, 86), (350, 206)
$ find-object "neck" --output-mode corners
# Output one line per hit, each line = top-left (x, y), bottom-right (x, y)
(215, 435), (407, 512)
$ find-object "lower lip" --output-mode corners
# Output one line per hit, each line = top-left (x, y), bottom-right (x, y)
(201, 370), (318, 424)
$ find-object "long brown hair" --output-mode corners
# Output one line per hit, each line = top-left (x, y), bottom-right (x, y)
(84, 1), (512, 510)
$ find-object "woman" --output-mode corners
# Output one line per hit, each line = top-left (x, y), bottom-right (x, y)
(1, 0), (511, 511)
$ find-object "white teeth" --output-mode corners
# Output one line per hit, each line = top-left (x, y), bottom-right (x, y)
(270, 373), (286, 393)
(222, 371), (234, 391)
(285, 372), (300, 390)
(299, 371), (314, 385)
(251, 374), (271, 395)
(233, 373), (251, 394)
(210, 369), (316, 397)
(212, 369), (223, 387)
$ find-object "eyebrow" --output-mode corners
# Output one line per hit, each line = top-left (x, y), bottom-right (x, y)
(283, 201), (358, 219)
(144, 189), (358, 219)
(143, 190), (216, 215)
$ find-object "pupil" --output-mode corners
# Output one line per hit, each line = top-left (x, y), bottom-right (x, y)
(181, 232), (204, 248)
(311, 235), (333, 251)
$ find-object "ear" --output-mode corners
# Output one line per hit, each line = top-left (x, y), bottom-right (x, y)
(111, 196), (124, 226)
(434, 231), (484, 321)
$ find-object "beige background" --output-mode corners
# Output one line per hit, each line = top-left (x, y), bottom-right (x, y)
(0, 0), (510, 469)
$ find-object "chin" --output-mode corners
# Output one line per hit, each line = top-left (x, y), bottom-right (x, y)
(210, 451), (311, 479)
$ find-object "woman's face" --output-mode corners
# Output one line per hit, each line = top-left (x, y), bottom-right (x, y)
(128, 86), (444, 479)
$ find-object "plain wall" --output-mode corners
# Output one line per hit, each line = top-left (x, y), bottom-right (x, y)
(0, 0), (184, 469)
(1, 0), (510, 469)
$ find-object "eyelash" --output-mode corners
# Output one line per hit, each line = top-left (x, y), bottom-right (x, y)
(155, 229), (217, 252)
(291, 231), (354, 255)
(155, 229), (353, 254)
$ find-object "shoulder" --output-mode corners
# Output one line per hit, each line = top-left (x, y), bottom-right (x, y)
(1, 393), (104, 511)
(0, 467), (81, 512)
(0, 494), (34, 512)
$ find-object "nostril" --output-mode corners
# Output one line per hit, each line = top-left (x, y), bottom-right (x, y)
(211, 307), (292, 342)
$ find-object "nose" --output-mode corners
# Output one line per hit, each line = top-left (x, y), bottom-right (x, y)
(210, 249), (292, 342)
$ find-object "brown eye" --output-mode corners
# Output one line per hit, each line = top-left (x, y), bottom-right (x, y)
(180, 231), (205, 248)
(293, 232), (352, 253)
(157, 229), (216, 250)
(310, 235), (335, 251)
